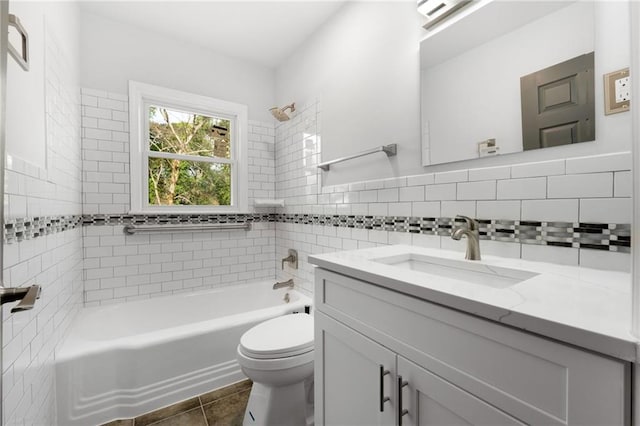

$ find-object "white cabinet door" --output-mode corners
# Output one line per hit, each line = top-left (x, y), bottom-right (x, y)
(397, 356), (525, 426)
(315, 311), (396, 426)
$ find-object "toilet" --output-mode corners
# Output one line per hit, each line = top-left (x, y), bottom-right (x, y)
(237, 314), (314, 426)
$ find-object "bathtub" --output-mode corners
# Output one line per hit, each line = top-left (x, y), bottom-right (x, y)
(55, 281), (312, 426)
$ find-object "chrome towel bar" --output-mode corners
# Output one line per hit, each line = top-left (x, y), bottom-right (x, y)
(8, 14), (29, 71)
(123, 223), (251, 234)
(317, 143), (397, 171)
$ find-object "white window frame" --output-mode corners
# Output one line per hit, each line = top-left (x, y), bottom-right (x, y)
(129, 81), (248, 214)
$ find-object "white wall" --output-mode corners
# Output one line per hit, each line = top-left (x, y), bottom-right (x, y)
(3, 2), (84, 424)
(79, 11), (276, 123)
(275, 1), (422, 186)
(421, 1), (632, 167)
(6, 1), (78, 168)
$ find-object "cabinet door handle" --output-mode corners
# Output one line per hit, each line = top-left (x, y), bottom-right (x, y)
(379, 365), (391, 412)
(397, 375), (409, 426)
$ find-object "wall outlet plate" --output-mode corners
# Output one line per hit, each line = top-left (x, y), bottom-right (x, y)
(615, 76), (630, 103)
(604, 68), (630, 115)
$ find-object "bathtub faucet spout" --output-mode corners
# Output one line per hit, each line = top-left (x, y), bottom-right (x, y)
(273, 279), (294, 290)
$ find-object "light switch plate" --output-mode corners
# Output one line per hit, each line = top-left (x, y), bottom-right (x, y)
(604, 68), (630, 115)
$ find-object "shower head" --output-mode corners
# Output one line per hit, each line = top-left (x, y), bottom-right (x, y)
(269, 103), (296, 122)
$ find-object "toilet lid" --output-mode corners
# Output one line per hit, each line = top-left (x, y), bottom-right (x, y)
(240, 314), (314, 359)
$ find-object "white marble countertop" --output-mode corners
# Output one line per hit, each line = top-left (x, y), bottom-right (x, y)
(308, 245), (637, 362)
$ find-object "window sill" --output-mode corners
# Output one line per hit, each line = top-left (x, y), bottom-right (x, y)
(128, 208), (251, 215)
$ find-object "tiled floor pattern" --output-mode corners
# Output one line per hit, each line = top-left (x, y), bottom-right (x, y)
(102, 380), (252, 426)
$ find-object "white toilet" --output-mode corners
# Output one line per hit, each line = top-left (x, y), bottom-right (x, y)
(237, 314), (314, 426)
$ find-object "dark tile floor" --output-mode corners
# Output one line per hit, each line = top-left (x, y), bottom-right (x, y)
(102, 380), (252, 426)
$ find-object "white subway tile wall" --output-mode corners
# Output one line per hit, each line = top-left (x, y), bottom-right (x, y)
(441, 200), (476, 218)
(273, 100), (631, 296)
(3, 32), (84, 425)
(476, 200), (521, 221)
(434, 169), (468, 184)
(80, 89), (277, 304)
(456, 180), (496, 200)
(83, 224), (275, 305)
(547, 173), (614, 199)
(497, 177), (547, 200)
(81, 88), (130, 214)
(467, 165), (511, 182)
(521, 199), (579, 223)
(615, 171), (632, 197)
(510, 159), (565, 178)
(565, 151), (632, 175)
(426, 183), (456, 201)
(3, 230), (83, 425)
(579, 198), (632, 223)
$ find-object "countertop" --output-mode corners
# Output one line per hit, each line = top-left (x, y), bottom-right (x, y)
(308, 245), (637, 362)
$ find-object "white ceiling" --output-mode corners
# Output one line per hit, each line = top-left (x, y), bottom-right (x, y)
(79, 1), (346, 68)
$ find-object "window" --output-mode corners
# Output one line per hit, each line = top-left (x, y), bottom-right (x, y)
(129, 81), (248, 213)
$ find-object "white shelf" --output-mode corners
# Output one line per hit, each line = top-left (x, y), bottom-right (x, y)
(254, 199), (285, 207)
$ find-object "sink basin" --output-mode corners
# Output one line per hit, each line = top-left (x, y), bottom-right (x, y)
(372, 253), (538, 288)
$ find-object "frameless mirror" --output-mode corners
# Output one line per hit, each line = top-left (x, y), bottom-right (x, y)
(419, 1), (615, 166)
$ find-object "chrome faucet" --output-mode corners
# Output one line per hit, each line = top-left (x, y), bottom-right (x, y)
(0, 285), (41, 313)
(273, 278), (294, 290)
(451, 215), (481, 261)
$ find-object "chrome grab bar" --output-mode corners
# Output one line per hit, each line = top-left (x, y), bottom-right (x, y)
(8, 14), (29, 71)
(123, 223), (251, 234)
(0, 285), (41, 313)
(317, 143), (397, 171)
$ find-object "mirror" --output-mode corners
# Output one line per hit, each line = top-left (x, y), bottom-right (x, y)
(419, 1), (620, 166)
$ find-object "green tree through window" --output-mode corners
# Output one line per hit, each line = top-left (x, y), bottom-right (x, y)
(147, 107), (231, 206)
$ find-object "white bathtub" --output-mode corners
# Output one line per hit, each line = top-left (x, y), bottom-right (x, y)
(55, 281), (312, 426)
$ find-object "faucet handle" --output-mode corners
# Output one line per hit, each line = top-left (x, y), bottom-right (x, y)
(281, 249), (298, 270)
(455, 215), (478, 231)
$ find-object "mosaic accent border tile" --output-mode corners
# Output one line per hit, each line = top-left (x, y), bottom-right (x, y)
(273, 214), (631, 253)
(4, 215), (83, 243)
(3, 213), (631, 253)
(81, 213), (275, 226)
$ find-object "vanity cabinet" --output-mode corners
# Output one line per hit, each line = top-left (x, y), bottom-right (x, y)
(314, 268), (631, 426)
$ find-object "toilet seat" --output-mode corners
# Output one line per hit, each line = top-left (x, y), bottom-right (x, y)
(237, 345), (314, 371)
(239, 314), (314, 360)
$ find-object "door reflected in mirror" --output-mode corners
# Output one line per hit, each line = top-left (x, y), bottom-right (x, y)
(520, 52), (595, 151)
